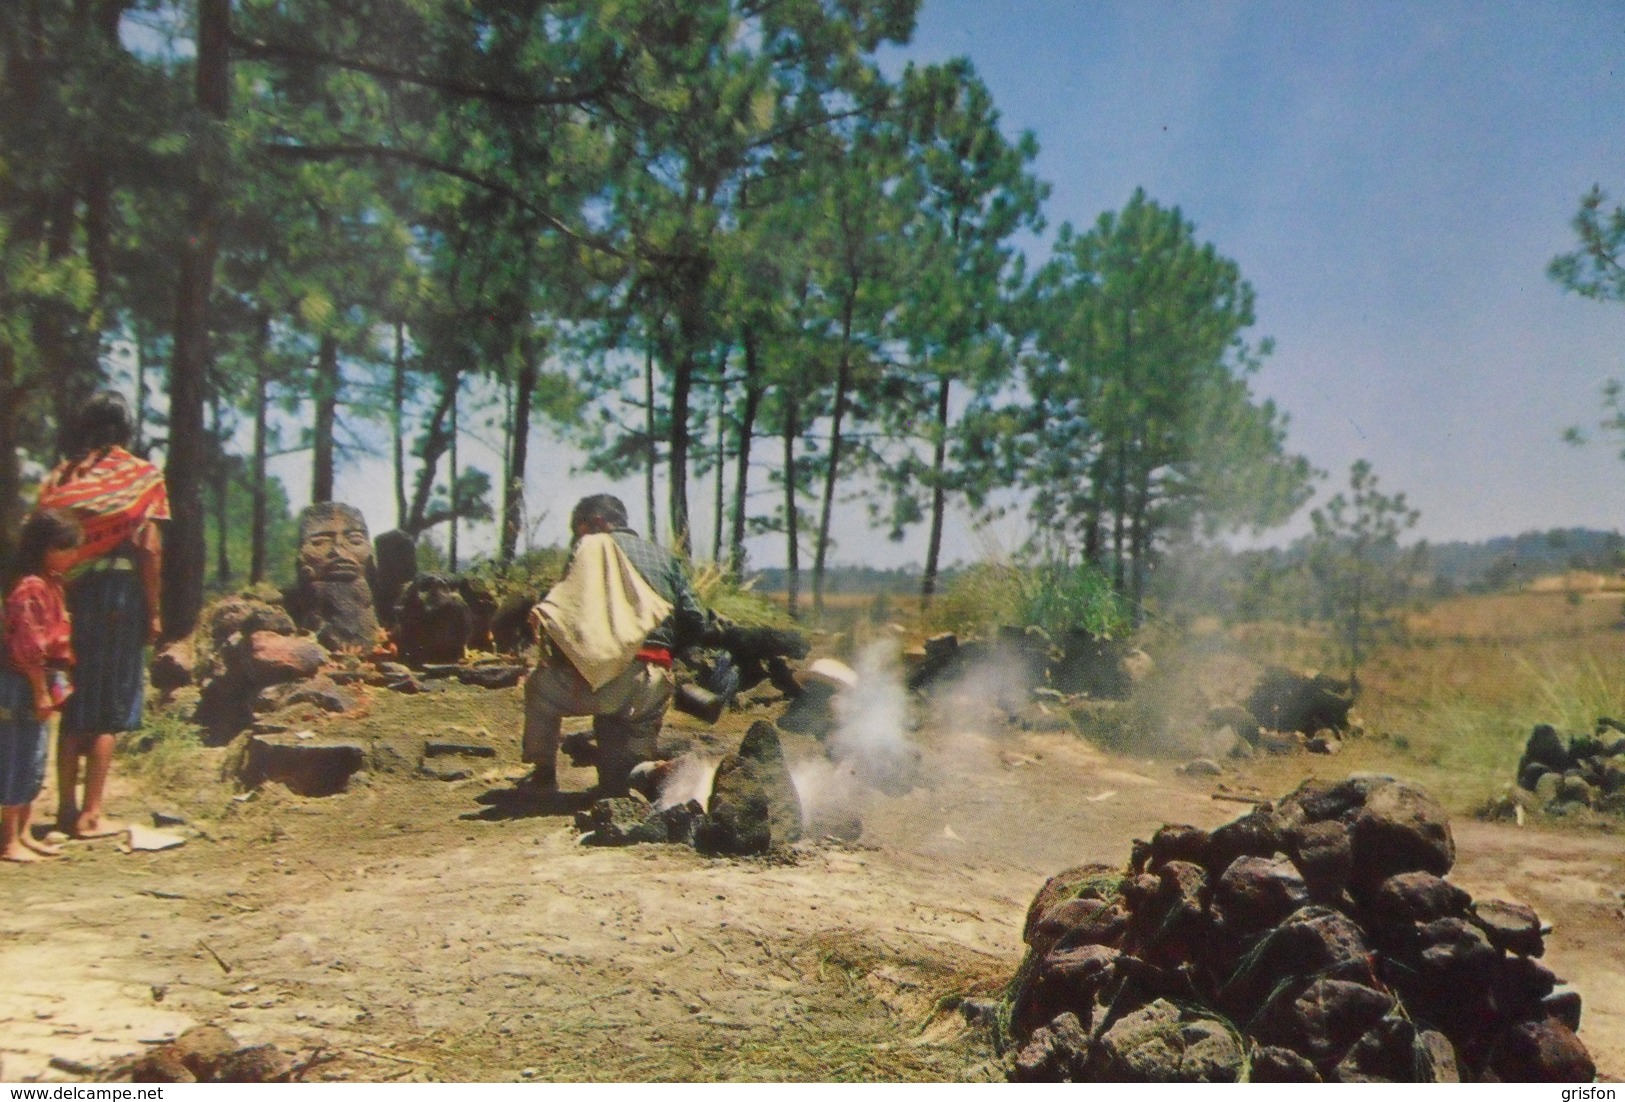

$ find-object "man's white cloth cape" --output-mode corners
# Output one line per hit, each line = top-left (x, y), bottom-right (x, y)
(531, 532), (673, 690)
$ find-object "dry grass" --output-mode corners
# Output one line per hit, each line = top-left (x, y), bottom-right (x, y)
(1235, 587), (1625, 815)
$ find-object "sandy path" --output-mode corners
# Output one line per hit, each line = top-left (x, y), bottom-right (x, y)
(1, 722), (1620, 1081)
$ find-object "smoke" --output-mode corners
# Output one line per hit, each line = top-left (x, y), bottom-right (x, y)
(828, 639), (916, 788)
(651, 754), (719, 810)
(785, 640), (921, 833)
(921, 648), (1033, 739)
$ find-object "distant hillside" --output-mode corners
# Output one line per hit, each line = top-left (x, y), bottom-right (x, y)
(739, 527), (1625, 605)
(745, 564), (927, 596)
(1426, 527), (1625, 591)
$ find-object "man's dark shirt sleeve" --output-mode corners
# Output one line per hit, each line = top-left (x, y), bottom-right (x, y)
(610, 529), (712, 651)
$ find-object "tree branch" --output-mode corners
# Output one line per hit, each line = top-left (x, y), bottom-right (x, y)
(230, 32), (624, 110)
(254, 140), (626, 260)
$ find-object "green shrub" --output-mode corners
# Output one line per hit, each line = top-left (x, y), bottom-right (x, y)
(690, 560), (792, 628)
(465, 547), (570, 605)
(929, 558), (1130, 640)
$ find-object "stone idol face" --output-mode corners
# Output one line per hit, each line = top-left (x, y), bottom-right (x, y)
(286, 503), (379, 650)
(298, 503), (373, 584)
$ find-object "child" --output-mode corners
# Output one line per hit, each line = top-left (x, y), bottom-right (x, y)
(2, 509), (82, 863)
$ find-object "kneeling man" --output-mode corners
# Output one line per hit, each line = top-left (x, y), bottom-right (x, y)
(523, 495), (711, 796)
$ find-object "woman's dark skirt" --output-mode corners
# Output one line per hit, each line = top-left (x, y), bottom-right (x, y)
(0, 669), (48, 806)
(60, 568), (147, 737)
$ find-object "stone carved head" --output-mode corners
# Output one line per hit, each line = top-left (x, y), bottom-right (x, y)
(288, 502), (379, 650)
(297, 503), (373, 585)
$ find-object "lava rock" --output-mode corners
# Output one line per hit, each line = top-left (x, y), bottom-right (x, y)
(1522, 724), (1572, 773)
(1248, 1045), (1322, 1082)
(213, 1044), (294, 1083)
(241, 631), (328, 688)
(1012, 943), (1120, 1039)
(1029, 897), (1124, 957)
(1367, 871), (1472, 926)
(1090, 999), (1244, 1083)
(1469, 898), (1545, 957)
(1023, 864), (1121, 948)
(1335, 1018), (1461, 1083)
(149, 640), (195, 692)
(1149, 824), (1212, 870)
(1205, 805), (1290, 875)
(457, 663), (527, 690)
(1009, 1011), (1092, 1083)
(1212, 854), (1309, 933)
(132, 1025), (239, 1083)
(696, 721), (803, 855)
(241, 734), (367, 796)
(1253, 978), (1396, 1069)
(1244, 667), (1355, 735)
(424, 737), (497, 758)
(576, 795), (666, 845)
(394, 573), (472, 666)
(1486, 1019), (1595, 1083)
(1349, 780), (1455, 889)
(1542, 988), (1583, 1033)
(1288, 820), (1353, 901)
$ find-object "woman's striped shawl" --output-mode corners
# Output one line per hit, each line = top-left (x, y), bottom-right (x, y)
(37, 447), (171, 569)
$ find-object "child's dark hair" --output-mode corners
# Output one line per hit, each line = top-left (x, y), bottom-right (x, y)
(9, 509), (83, 585)
(72, 391), (134, 458)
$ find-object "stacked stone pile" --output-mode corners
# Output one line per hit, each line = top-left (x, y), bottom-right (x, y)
(1515, 722), (1625, 817)
(577, 720), (817, 856)
(906, 628), (1150, 702)
(125, 1025), (296, 1083)
(1005, 774), (1593, 1083)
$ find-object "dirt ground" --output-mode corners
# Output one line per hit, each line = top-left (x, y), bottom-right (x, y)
(2, 673), (1623, 1083)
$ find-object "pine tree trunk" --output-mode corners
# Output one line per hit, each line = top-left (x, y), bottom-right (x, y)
(393, 320), (407, 528)
(1129, 468), (1151, 625)
(0, 345), (24, 564)
(669, 345), (694, 557)
(250, 322), (269, 584)
(712, 381), (726, 563)
(921, 375), (951, 606)
(211, 392), (231, 585)
(448, 376), (459, 571)
(132, 322), (147, 454)
(44, 188), (98, 455)
(644, 342), (658, 539)
(501, 339), (538, 563)
(311, 332), (338, 504)
(783, 393), (800, 621)
(729, 325), (761, 579)
(813, 299), (856, 617)
(160, 0), (229, 640)
(405, 370), (457, 537)
(1085, 451), (1105, 567)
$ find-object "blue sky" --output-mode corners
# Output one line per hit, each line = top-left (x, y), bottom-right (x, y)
(302, 2), (1625, 567)
(886, 0), (1625, 554)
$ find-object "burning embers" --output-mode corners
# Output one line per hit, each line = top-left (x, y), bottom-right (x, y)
(578, 643), (921, 853)
(578, 720), (809, 855)
(1002, 775), (1593, 1083)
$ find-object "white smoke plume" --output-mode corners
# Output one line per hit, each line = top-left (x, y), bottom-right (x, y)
(652, 754), (719, 810)
(829, 639), (916, 789)
(784, 640), (920, 833)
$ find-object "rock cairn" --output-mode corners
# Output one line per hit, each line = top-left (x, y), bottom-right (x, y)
(1515, 721), (1625, 817)
(907, 628), (1150, 702)
(576, 720), (806, 856)
(1206, 667), (1356, 757)
(1004, 774), (1592, 1083)
(126, 1026), (296, 1083)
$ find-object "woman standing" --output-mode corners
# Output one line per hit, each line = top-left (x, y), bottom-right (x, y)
(36, 392), (168, 839)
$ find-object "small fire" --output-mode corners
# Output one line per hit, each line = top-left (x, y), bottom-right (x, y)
(651, 754), (719, 810)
